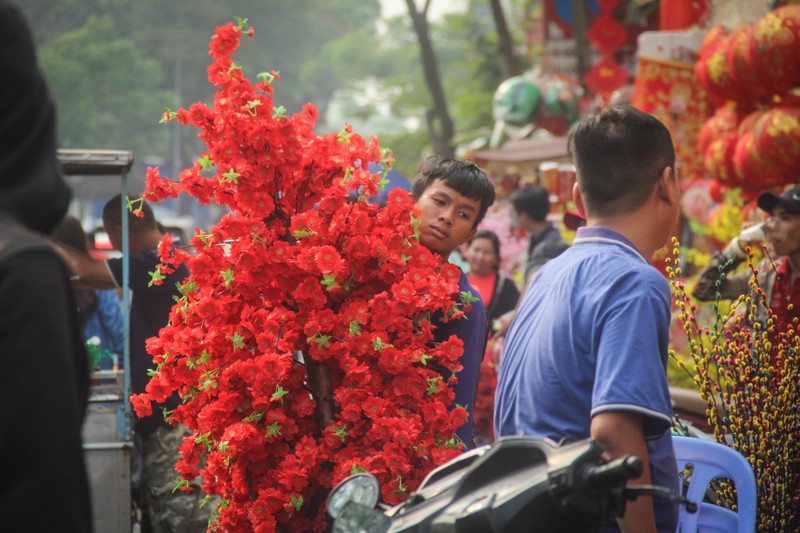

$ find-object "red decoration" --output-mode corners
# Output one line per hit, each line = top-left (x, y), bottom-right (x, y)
(586, 13), (628, 54)
(631, 57), (712, 181)
(726, 27), (766, 106)
(582, 0), (629, 101)
(597, 0), (620, 9)
(659, 0), (710, 31)
(698, 104), (747, 155)
(135, 22), (476, 533)
(584, 56), (630, 95)
(694, 32), (750, 107)
(745, 5), (800, 101)
(746, 102), (800, 186)
(703, 134), (739, 185)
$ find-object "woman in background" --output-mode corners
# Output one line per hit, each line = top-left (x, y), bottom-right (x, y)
(52, 215), (124, 369)
(464, 230), (520, 330)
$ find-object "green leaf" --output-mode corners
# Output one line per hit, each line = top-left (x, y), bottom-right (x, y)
(196, 231), (213, 246)
(221, 269), (235, 287)
(242, 411), (264, 423)
(198, 495), (216, 508)
(292, 228), (315, 239)
(218, 440), (229, 452)
(272, 105), (286, 118)
(222, 168), (240, 184)
(271, 385), (289, 401)
(230, 331), (245, 350)
(349, 320), (361, 337)
(426, 376), (442, 395)
(194, 431), (213, 449)
(410, 215), (421, 240)
(257, 71), (276, 84)
(418, 353), (433, 366)
(337, 127), (352, 144)
(350, 464), (367, 475)
(148, 268), (166, 287)
(333, 425), (348, 441)
(394, 475), (407, 495)
(178, 279), (197, 296)
(460, 290), (478, 306)
(373, 337), (385, 352)
(377, 176), (390, 191)
(290, 494), (304, 511)
(160, 107), (177, 124)
(198, 154), (215, 171)
(266, 422), (282, 438)
(309, 333), (331, 348)
(235, 17), (249, 30)
(321, 273), (337, 291)
(172, 477), (190, 493)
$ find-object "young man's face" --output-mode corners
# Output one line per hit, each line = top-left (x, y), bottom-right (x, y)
(766, 206), (800, 258)
(415, 179), (481, 257)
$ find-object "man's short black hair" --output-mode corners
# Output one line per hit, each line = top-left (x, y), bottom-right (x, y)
(509, 186), (550, 222)
(411, 155), (496, 227)
(102, 193), (158, 233)
(568, 105), (675, 218)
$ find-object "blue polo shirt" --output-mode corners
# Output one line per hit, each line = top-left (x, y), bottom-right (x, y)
(494, 226), (678, 531)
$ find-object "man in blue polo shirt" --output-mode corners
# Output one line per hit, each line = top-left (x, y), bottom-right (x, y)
(495, 105), (681, 532)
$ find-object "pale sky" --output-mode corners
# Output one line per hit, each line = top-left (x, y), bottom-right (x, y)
(379, 0), (468, 20)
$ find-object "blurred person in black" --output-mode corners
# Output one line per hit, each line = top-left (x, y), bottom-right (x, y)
(0, 1), (92, 531)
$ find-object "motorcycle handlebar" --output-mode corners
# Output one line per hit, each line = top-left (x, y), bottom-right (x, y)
(583, 454), (643, 490)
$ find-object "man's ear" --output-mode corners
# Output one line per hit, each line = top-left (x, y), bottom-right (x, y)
(657, 166), (678, 205)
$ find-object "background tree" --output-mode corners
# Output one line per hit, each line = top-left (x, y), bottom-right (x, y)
(21, 0), (532, 191)
(404, 0), (456, 158)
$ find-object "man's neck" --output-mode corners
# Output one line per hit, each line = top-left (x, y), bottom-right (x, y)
(584, 212), (663, 260)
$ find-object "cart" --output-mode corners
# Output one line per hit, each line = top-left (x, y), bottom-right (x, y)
(59, 149), (135, 533)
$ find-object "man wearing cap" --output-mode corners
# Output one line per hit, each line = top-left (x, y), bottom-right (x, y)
(694, 186), (800, 328)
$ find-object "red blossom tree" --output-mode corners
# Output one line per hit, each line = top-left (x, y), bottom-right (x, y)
(133, 20), (474, 533)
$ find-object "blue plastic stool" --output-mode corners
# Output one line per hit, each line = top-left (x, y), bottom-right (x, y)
(672, 436), (757, 533)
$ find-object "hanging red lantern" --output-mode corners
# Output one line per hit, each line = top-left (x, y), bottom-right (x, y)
(703, 133), (739, 185)
(698, 104), (750, 154)
(726, 27), (767, 106)
(695, 33), (750, 107)
(749, 101), (800, 183)
(732, 129), (785, 189)
(744, 5), (800, 100)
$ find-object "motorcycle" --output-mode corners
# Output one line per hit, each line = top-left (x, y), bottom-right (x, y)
(327, 436), (696, 533)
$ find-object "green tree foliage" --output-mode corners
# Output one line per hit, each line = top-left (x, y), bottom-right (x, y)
(37, 15), (172, 158)
(22, 0), (529, 177)
(22, 0), (381, 165)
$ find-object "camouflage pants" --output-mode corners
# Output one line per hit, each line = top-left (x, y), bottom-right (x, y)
(141, 424), (211, 533)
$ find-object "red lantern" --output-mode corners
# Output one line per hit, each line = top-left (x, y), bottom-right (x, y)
(748, 102), (800, 185)
(744, 5), (800, 100)
(698, 104), (749, 154)
(703, 133), (739, 185)
(726, 27), (766, 106)
(695, 33), (749, 107)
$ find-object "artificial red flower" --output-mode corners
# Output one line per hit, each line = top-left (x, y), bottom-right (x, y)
(135, 20), (472, 533)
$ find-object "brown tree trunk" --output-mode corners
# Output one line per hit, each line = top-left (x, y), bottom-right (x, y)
(405, 0), (455, 157)
(570, 0), (591, 83)
(490, 0), (520, 78)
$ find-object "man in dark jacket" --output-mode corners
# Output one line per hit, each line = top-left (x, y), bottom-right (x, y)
(0, 1), (93, 531)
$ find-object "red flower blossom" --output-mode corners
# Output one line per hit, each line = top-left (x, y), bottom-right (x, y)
(134, 20), (472, 533)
